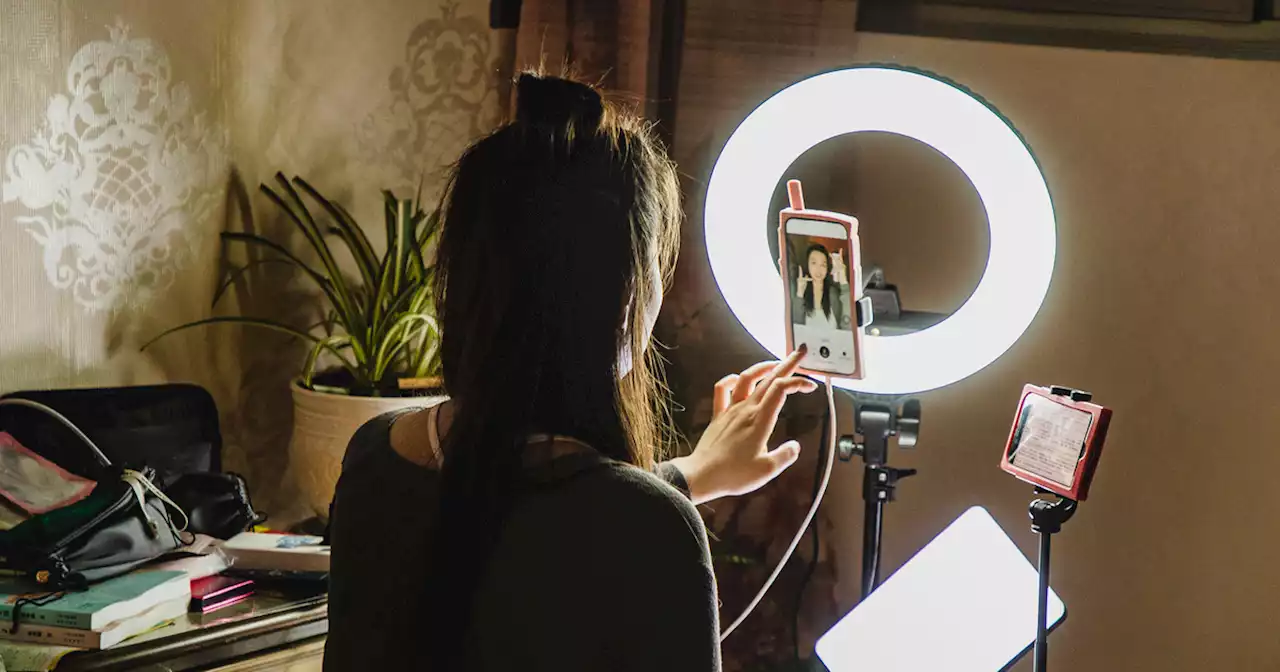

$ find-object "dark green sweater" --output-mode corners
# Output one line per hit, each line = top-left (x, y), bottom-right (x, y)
(325, 411), (720, 671)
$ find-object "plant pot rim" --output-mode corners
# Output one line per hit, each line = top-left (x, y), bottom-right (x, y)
(290, 377), (447, 399)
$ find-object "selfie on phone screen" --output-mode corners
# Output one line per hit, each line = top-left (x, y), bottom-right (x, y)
(785, 218), (859, 376)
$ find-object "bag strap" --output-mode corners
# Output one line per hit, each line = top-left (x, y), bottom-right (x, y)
(0, 399), (112, 468)
(122, 469), (189, 538)
(11, 590), (68, 631)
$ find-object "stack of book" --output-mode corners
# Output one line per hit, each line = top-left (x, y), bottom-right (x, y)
(220, 532), (330, 579)
(0, 570), (190, 649)
(0, 532), (331, 651)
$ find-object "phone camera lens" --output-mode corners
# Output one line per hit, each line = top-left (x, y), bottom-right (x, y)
(819, 346), (830, 359)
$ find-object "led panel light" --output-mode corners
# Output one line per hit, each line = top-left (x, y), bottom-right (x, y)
(816, 507), (1066, 672)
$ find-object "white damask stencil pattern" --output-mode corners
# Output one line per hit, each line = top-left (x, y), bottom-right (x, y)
(2, 19), (227, 312)
(357, 0), (501, 199)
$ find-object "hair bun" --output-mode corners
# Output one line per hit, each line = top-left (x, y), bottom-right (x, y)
(515, 73), (605, 131)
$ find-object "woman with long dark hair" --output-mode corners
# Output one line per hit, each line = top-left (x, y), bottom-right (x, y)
(793, 243), (852, 330)
(325, 72), (815, 671)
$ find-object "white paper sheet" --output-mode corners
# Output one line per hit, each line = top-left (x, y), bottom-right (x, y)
(1010, 396), (1092, 487)
(0, 642), (77, 672)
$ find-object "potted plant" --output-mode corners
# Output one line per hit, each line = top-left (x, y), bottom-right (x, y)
(146, 173), (446, 519)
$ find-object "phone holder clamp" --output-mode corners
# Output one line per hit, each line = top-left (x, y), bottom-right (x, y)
(854, 295), (875, 329)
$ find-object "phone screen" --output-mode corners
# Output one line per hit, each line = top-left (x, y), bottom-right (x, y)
(1008, 395), (1094, 488)
(784, 217), (858, 375)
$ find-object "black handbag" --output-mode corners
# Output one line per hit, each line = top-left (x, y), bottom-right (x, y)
(0, 466), (190, 589)
(0, 397), (190, 588)
(166, 471), (265, 540)
(0, 385), (262, 540)
(0, 384), (221, 485)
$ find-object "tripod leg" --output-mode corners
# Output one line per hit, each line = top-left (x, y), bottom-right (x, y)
(1034, 530), (1051, 672)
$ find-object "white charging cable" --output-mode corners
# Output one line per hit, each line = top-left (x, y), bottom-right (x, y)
(0, 398), (112, 467)
(720, 376), (837, 641)
(0, 397), (189, 539)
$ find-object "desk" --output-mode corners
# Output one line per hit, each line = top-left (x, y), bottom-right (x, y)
(54, 590), (327, 672)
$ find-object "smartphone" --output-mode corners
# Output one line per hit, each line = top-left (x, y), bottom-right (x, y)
(190, 575), (255, 613)
(999, 385), (1112, 501)
(779, 179), (866, 378)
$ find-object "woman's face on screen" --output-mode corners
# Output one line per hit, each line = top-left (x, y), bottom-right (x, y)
(808, 248), (829, 281)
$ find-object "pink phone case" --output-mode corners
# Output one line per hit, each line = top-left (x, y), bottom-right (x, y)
(999, 385), (1112, 501)
(779, 180), (866, 380)
(190, 575), (255, 613)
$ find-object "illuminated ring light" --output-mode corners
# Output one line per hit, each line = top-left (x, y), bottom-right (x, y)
(705, 66), (1056, 395)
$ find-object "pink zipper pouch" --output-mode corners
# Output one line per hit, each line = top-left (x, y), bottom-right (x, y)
(0, 432), (97, 515)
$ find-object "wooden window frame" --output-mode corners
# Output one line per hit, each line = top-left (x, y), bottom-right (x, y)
(858, 1), (1280, 62)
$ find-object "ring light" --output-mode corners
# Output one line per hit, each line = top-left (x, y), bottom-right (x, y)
(704, 66), (1056, 395)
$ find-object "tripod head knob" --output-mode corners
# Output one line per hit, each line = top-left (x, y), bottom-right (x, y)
(837, 435), (862, 462)
(897, 398), (921, 448)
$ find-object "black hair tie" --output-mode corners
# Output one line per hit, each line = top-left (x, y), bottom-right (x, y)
(515, 73), (604, 131)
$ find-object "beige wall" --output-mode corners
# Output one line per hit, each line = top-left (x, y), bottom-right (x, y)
(0, 0), (506, 516)
(0, 1), (234, 393)
(831, 33), (1280, 671)
(219, 0), (506, 519)
(669, 4), (1280, 668)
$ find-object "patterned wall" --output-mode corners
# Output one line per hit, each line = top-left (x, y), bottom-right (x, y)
(2, 2), (841, 667)
(0, 0), (508, 515)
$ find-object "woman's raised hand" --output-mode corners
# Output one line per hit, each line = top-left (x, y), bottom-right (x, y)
(796, 266), (810, 297)
(831, 250), (848, 286)
(669, 348), (817, 505)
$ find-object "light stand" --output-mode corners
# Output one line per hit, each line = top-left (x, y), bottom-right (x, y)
(1028, 490), (1077, 672)
(831, 275), (932, 601)
(838, 395), (921, 600)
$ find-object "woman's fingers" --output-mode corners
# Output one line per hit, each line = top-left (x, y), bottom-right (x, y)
(758, 376), (819, 422)
(715, 349), (809, 424)
(749, 348), (808, 403)
(713, 374), (739, 417)
(730, 361), (779, 404)
(765, 440), (802, 474)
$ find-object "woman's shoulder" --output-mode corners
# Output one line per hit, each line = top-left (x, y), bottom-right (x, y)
(340, 407), (432, 475)
(583, 462), (711, 558)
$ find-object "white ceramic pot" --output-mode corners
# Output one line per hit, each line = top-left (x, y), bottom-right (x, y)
(288, 380), (445, 519)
